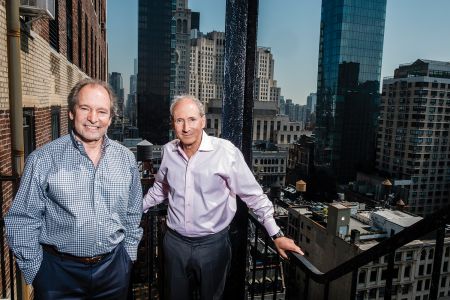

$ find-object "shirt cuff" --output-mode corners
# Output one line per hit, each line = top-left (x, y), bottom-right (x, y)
(123, 240), (139, 261)
(263, 218), (280, 237)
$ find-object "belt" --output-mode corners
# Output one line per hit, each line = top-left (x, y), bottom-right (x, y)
(42, 244), (110, 265)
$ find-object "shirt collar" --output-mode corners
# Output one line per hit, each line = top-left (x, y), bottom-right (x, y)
(70, 130), (110, 152)
(172, 130), (214, 153)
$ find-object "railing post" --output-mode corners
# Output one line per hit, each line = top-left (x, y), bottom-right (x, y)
(249, 226), (258, 300)
(429, 222), (445, 300)
(323, 281), (329, 300)
(384, 229), (396, 300)
(304, 273), (310, 300)
(350, 269), (358, 300)
(272, 256), (279, 300)
(261, 237), (269, 300)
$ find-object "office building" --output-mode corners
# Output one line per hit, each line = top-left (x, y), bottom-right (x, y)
(109, 72), (124, 117)
(189, 31), (225, 104)
(376, 59), (450, 216)
(254, 47), (280, 102)
(287, 202), (450, 300)
(137, 0), (175, 144)
(315, 0), (387, 182)
(173, 0), (192, 96)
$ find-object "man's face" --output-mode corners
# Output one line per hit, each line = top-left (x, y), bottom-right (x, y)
(172, 98), (205, 149)
(69, 84), (112, 146)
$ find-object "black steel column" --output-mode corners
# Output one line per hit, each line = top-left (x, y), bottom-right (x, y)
(222, 0), (259, 298)
(242, 0), (258, 164)
(430, 223), (446, 300)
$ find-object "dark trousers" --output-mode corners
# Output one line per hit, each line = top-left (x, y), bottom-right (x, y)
(33, 243), (132, 300)
(164, 228), (232, 300)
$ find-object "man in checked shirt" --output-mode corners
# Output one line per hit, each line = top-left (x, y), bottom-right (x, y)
(143, 95), (303, 300)
(5, 79), (143, 299)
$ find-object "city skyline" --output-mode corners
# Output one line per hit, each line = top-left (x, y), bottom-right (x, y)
(107, 0), (450, 104)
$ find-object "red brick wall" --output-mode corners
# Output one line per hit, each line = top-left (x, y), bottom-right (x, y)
(33, 107), (52, 149)
(32, 0), (107, 81)
(0, 110), (14, 297)
(60, 106), (69, 136)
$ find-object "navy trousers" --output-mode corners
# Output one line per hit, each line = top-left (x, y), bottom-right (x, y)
(163, 227), (232, 300)
(32, 243), (132, 300)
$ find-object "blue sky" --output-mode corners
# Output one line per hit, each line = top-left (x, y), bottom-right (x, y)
(108, 0), (450, 104)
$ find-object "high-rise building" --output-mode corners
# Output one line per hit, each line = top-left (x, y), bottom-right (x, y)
(189, 31), (225, 104)
(307, 93), (317, 114)
(109, 72), (124, 117)
(174, 0), (192, 96)
(137, 0), (175, 144)
(376, 59), (450, 216)
(127, 59), (138, 126)
(191, 11), (200, 31)
(254, 47), (280, 102)
(315, 0), (387, 182)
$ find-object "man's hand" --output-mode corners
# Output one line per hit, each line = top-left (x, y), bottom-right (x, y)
(273, 237), (304, 259)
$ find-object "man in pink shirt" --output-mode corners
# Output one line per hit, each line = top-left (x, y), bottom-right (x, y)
(143, 95), (303, 300)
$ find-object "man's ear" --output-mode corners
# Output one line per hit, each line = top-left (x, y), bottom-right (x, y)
(201, 115), (206, 129)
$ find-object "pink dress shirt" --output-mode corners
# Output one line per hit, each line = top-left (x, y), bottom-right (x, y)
(143, 131), (280, 237)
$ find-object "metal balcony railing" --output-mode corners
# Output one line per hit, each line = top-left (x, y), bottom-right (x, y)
(2, 172), (449, 300)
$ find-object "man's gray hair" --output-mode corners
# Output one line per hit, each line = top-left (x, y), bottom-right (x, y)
(170, 95), (205, 118)
(67, 78), (117, 118)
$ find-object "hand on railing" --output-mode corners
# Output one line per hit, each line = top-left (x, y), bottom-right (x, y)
(273, 236), (304, 259)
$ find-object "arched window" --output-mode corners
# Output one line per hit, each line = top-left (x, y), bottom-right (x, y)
(176, 19), (182, 33)
(358, 270), (366, 284)
(420, 249), (426, 260)
(428, 248), (434, 259)
(182, 19), (188, 33)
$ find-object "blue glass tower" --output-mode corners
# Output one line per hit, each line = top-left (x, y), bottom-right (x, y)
(315, 0), (387, 182)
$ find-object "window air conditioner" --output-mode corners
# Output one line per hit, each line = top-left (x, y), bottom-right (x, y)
(19, 0), (55, 20)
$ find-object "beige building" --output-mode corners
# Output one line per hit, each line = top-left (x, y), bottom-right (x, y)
(376, 59), (450, 216)
(287, 202), (450, 300)
(204, 99), (305, 146)
(173, 0), (191, 96)
(254, 47), (280, 102)
(189, 31), (225, 104)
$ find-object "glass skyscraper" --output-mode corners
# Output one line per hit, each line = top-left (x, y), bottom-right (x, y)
(315, 0), (387, 182)
(137, 0), (176, 145)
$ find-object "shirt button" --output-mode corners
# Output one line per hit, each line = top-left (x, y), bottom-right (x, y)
(97, 242), (103, 246)
(98, 221), (103, 225)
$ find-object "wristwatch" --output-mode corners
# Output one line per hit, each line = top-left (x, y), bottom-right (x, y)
(271, 230), (284, 240)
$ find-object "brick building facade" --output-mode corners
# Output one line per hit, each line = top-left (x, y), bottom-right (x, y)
(0, 1), (107, 297)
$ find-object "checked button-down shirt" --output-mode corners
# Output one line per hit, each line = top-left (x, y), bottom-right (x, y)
(5, 132), (143, 284)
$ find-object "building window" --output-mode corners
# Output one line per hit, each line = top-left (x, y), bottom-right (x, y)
(66, 0), (73, 62)
(77, 1), (82, 68)
(51, 106), (61, 140)
(85, 14), (89, 73)
(370, 269), (377, 282)
(23, 108), (35, 160)
(49, 0), (59, 51)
